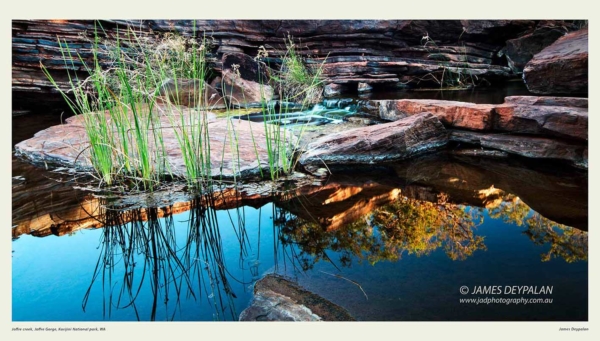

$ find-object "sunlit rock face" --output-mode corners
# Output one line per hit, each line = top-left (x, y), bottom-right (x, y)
(361, 96), (588, 168)
(493, 103), (587, 141)
(366, 96), (587, 141)
(375, 99), (495, 131)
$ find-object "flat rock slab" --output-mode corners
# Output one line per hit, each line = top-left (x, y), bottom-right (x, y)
(494, 104), (587, 141)
(239, 274), (355, 321)
(14, 105), (294, 179)
(299, 112), (448, 168)
(523, 28), (588, 95)
(376, 99), (495, 131)
(449, 130), (587, 169)
(364, 96), (588, 141)
(504, 95), (588, 108)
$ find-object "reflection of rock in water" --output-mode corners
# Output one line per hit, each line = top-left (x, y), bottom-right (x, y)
(276, 154), (587, 265)
(393, 153), (588, 230)
(11, 169), (276, 239)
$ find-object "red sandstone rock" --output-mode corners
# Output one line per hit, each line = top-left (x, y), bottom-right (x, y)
(504, 96), (588, 108)
(365, 97), (588, 141)
(480, 134), (587, 168)
(504, 26), (567, 73)
(220, 69), (274, 105)
(449, 130), (587, 168)
(299, 112), (448, 167)
(14, 104), (293, 179)
(376, 99), (495, 131)
(523, 28), (588, 95)
(494, 104), (587, 141)
(156, 78), (224, 108)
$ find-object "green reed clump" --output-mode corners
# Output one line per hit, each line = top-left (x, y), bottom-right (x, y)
(43, 23), (172, 190)
(272, 35), (325, 106)
(252, 36), (328, 180)
(42, 21), (220, 191)
(42, 21), (327, 190)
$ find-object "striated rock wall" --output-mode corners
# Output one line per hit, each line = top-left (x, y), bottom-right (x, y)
(12, 20), (580, 110)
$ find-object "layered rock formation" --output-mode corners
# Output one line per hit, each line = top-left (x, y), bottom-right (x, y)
(12, 20), (582, 111)
(504, 25), (568, 73)
(359, 96), (587, 168)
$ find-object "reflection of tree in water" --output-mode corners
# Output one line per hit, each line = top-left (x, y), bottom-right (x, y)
(82, 197), (252, 321)
(373, 194), (486, 261)
(276, 194), (486, 269)
(487, 194), (530, 226)
(487, 194), (588, 263)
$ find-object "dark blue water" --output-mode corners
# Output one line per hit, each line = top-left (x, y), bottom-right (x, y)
(12, 198), (587, 321)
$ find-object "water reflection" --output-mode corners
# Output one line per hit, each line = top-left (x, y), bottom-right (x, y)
(12, 155), (588, 321)
(82, 197), (258, 321)
(276, 194), (486, 271)
(73, 185), (587, 320)
(487, 194), (588, 263)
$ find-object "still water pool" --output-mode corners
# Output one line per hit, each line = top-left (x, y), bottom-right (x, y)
(12, 160), (588, 321)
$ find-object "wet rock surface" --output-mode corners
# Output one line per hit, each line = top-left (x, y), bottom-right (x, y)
(449, 130), (587, 169)
(299, 112), (448, 168)
(323, 83), (347, 97)
(239, 274), (355, 321)
(523, 28), (588, 95)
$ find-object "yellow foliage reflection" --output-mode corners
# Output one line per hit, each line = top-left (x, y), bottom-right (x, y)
(486, 193), (587, 263)
(277, 194), (487, 269)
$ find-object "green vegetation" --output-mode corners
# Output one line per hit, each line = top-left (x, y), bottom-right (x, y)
(270, 35), (326, 106)
(254, 35), (327, 179)
(42, 22), (326, 191)
(277, 194), (487, 269)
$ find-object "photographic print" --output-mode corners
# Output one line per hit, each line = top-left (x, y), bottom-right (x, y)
(11, 19), (588, 323)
